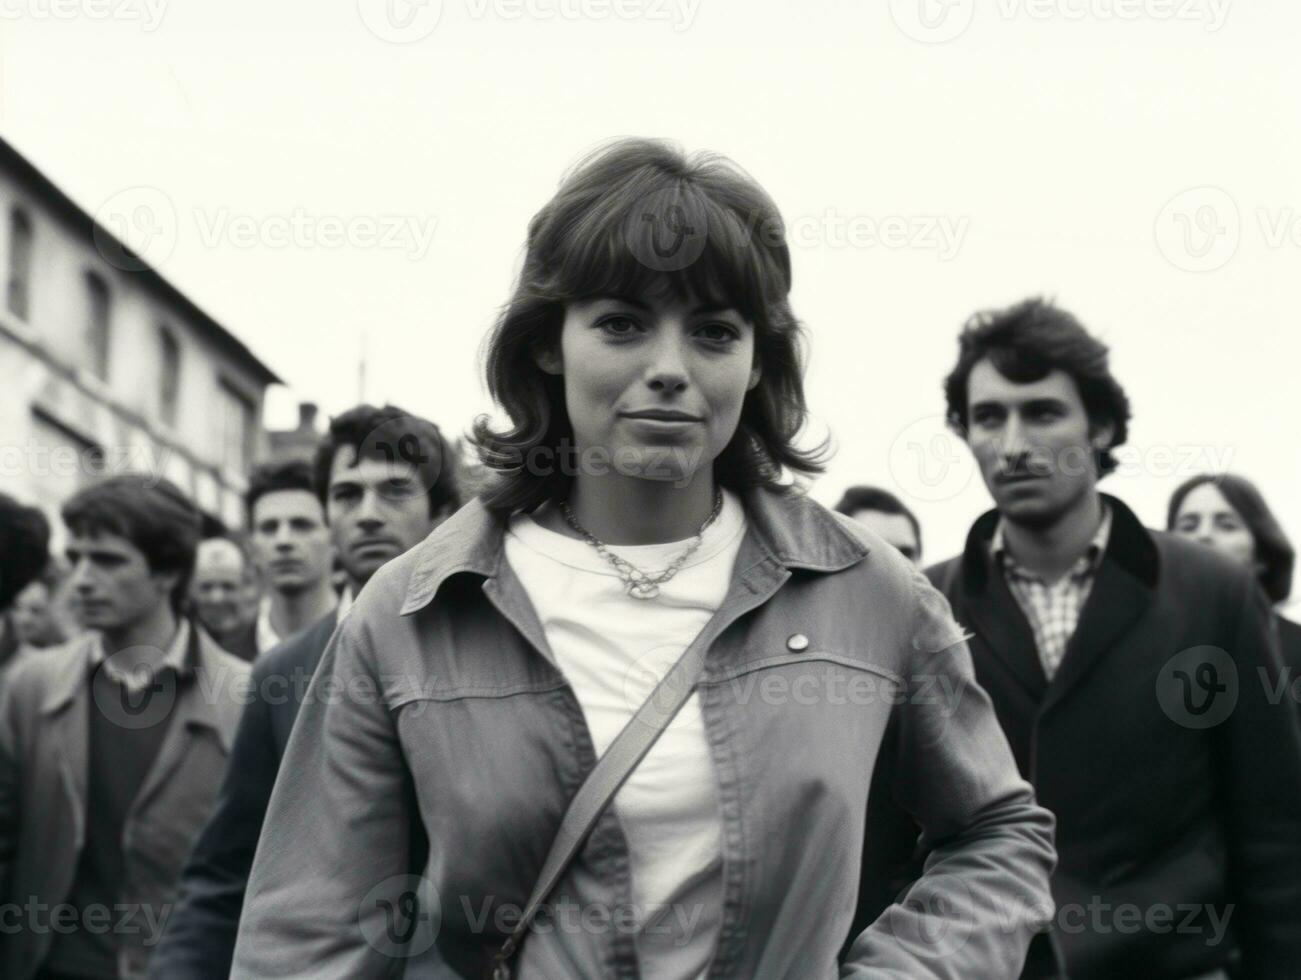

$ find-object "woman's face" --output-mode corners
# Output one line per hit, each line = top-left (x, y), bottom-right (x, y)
(1172, 482), (1258, 569)
(543, 293), (760, 486)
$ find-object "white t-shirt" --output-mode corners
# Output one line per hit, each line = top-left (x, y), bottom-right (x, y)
(504, 490), (746, 979)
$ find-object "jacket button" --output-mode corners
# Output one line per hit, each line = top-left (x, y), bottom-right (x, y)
(787, 633), (809, 652)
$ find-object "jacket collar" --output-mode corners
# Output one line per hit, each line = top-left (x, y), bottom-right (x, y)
(960, 491), (1159, 594)
(41, 621), (237, 744)
(400, 485), (870, 615)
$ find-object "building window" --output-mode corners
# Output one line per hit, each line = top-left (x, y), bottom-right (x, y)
(217, 379), (255, 476)
(84, 272), (111, 380)
(32, 409), (104, 494)
(158, 326), (181, 426)
(7, 208), (33, 320)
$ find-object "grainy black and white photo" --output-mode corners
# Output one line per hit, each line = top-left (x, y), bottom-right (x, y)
(0, 2), (1298, 978)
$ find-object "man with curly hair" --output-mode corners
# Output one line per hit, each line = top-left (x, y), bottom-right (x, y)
(923, 298), (1301, 979)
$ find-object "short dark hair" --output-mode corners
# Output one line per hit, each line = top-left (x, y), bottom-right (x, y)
(313, 404), (460, 517)
(1167, 473), (1295, 604)
(0, 493), (50, 611)
(245, 458), (319, 527)
(469, 137), (826, 513)
(943, 297), (1132, 477)
(833, 485), (922, 556)
(62, 474), (201, 611)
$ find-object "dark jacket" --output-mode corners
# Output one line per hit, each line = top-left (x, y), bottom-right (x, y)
(925, 494), (1301, 979)
(0, 612), (19, 677)
(211, 619), (260, 664)
(146, 608), (342, 980)
(231, 488), (1057, 979)
(0, 626), (248, 980)
(1277, 614), (1301, 676)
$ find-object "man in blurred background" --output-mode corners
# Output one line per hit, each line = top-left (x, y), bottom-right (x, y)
(833, 484), (923, 565)
(927, 297), (1301, 979)
(0, 474), (248, 980)
(151, 404), (459, 979)
(244, 459), (336, 651)
(190, 536), (261, 662)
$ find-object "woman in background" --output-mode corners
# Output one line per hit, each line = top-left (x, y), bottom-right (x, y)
(1169, 472), (1300, 670)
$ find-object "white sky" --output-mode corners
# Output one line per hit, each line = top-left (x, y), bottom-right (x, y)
(2, 0), (1298, 588)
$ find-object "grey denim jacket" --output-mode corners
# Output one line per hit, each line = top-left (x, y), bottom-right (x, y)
(232, 487), (1056, 979)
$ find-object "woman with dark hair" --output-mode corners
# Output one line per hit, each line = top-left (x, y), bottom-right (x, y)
(0, 492), (49, 672)
(1169, 473), (1301, 669)
(233, 138), (1056, 980)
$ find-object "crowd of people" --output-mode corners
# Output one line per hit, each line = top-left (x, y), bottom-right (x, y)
(0, 137), (1298, 980)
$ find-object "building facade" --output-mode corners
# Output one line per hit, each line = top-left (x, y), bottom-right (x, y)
(0, 137), (279, 540)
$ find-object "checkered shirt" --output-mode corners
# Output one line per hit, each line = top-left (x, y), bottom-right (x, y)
(991, 505), (1113, 681)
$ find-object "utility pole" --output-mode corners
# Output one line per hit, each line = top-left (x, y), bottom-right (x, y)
(357, 328), (368, 404)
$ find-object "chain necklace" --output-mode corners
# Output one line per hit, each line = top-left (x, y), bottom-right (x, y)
(559, 490), (724, 599)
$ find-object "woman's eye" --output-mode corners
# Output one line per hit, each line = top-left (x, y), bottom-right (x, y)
(598, 316), (639, 336)
(697, 322), (738, 343)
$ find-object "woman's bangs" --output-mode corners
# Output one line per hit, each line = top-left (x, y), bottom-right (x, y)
(543, 181), (779, 321)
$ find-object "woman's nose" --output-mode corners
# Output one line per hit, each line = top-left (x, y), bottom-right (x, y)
(645, 332), (689, 393)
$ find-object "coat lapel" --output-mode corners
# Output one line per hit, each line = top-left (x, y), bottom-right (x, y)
(952, 510), (1048, 702)
(41, 636), (94, 845)
(963, 569), (1049, 702)
(129, 626), (235, 817)
(49, 689), (90, 848)
(1038, 494), (1158, 715)
(1041, 557), (1152, 715)
(954, 494), (1159, 714)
